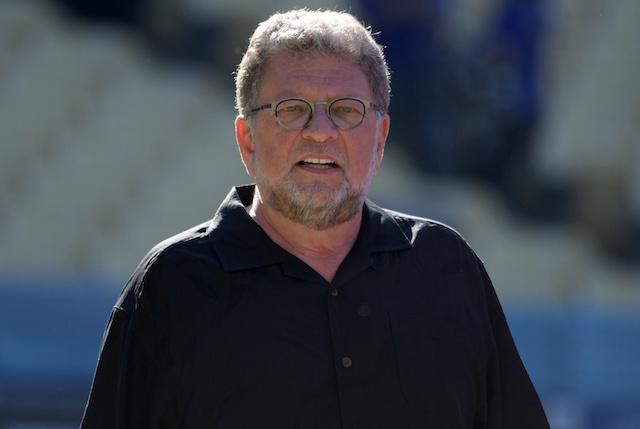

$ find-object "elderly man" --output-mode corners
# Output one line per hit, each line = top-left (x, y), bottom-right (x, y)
(81, 9), (549, 428)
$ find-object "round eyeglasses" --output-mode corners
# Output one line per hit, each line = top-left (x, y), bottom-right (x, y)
(249, 97), (373, 130)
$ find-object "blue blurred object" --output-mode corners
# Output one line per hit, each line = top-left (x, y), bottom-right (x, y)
(0, 281), (116, 426)
(507, 307), (640, 429)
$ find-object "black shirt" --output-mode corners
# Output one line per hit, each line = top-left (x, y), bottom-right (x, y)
(81, 185), (549, 428)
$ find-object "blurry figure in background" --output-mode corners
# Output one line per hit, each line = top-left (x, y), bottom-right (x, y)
(358, 0), (551, 218)
(475, 0), (550, 213)
(55, 0), (219, 66)
(355, 0), (454, 173)
(54, 0), (144, 25)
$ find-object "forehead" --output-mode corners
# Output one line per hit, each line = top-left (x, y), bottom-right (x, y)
(260, 53), (371, 99)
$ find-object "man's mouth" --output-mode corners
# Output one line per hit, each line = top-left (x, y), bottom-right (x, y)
(298, 158), (338, 170)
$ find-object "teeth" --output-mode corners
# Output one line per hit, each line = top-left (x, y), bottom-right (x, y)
(303, 158), (333, 164)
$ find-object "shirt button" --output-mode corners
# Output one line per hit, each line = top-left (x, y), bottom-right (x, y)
(341, 357), (353, 368)
(357, 303), (371, 317)
(330, 289), (339, 297)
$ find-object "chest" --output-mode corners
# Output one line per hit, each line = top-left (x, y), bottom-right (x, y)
(170, 258), (491, 427)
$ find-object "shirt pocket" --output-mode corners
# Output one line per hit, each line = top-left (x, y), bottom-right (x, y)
(388, 311), (482, 423)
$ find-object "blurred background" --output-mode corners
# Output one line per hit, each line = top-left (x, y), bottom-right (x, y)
(0, 0), (639, 427)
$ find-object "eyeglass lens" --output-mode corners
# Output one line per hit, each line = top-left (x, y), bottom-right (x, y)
(275, 98), (366, 130)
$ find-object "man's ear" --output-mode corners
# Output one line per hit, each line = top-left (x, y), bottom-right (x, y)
(374, 113), (390, 173)
(235, 115), (255, 177)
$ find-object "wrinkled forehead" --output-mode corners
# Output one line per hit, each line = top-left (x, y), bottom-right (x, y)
(259, 53), (371, 96)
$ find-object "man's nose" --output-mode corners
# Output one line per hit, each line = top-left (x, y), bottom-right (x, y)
(301, 105), (339, 140)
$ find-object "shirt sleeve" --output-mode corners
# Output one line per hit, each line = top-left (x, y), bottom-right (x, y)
(478, 259), (551, 429)
(80, 304), (129, 429)
(80, 275), (183, 429)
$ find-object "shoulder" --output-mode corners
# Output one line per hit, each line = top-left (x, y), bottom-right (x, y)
(368, 201), (481, 273)
(370, 201), (469, 249)
(143, 220), (221, 276)
(115, 219), (226, 311)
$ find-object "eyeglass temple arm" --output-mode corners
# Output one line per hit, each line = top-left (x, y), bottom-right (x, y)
(249, 103), (273, 114)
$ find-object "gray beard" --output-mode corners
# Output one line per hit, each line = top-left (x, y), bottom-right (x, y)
(260, 177), (366, 231)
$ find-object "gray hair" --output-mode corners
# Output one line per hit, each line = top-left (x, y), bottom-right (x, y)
(235, 9), (390, 117)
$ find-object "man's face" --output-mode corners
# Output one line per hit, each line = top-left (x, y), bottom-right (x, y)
(236, 53), (390, 230)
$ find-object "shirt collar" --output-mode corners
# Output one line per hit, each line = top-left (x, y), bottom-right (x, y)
(210, 185), (413, 273)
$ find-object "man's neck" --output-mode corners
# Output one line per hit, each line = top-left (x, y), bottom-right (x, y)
(246, 197), (362, 283)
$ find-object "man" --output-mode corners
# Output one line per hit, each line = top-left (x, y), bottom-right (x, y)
(81, 9), (550, 428)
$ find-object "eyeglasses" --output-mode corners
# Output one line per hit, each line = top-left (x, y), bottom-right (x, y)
(249, 97), (373, 130)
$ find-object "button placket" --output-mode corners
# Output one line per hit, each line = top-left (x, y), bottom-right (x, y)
(329, 289), (347, 367)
